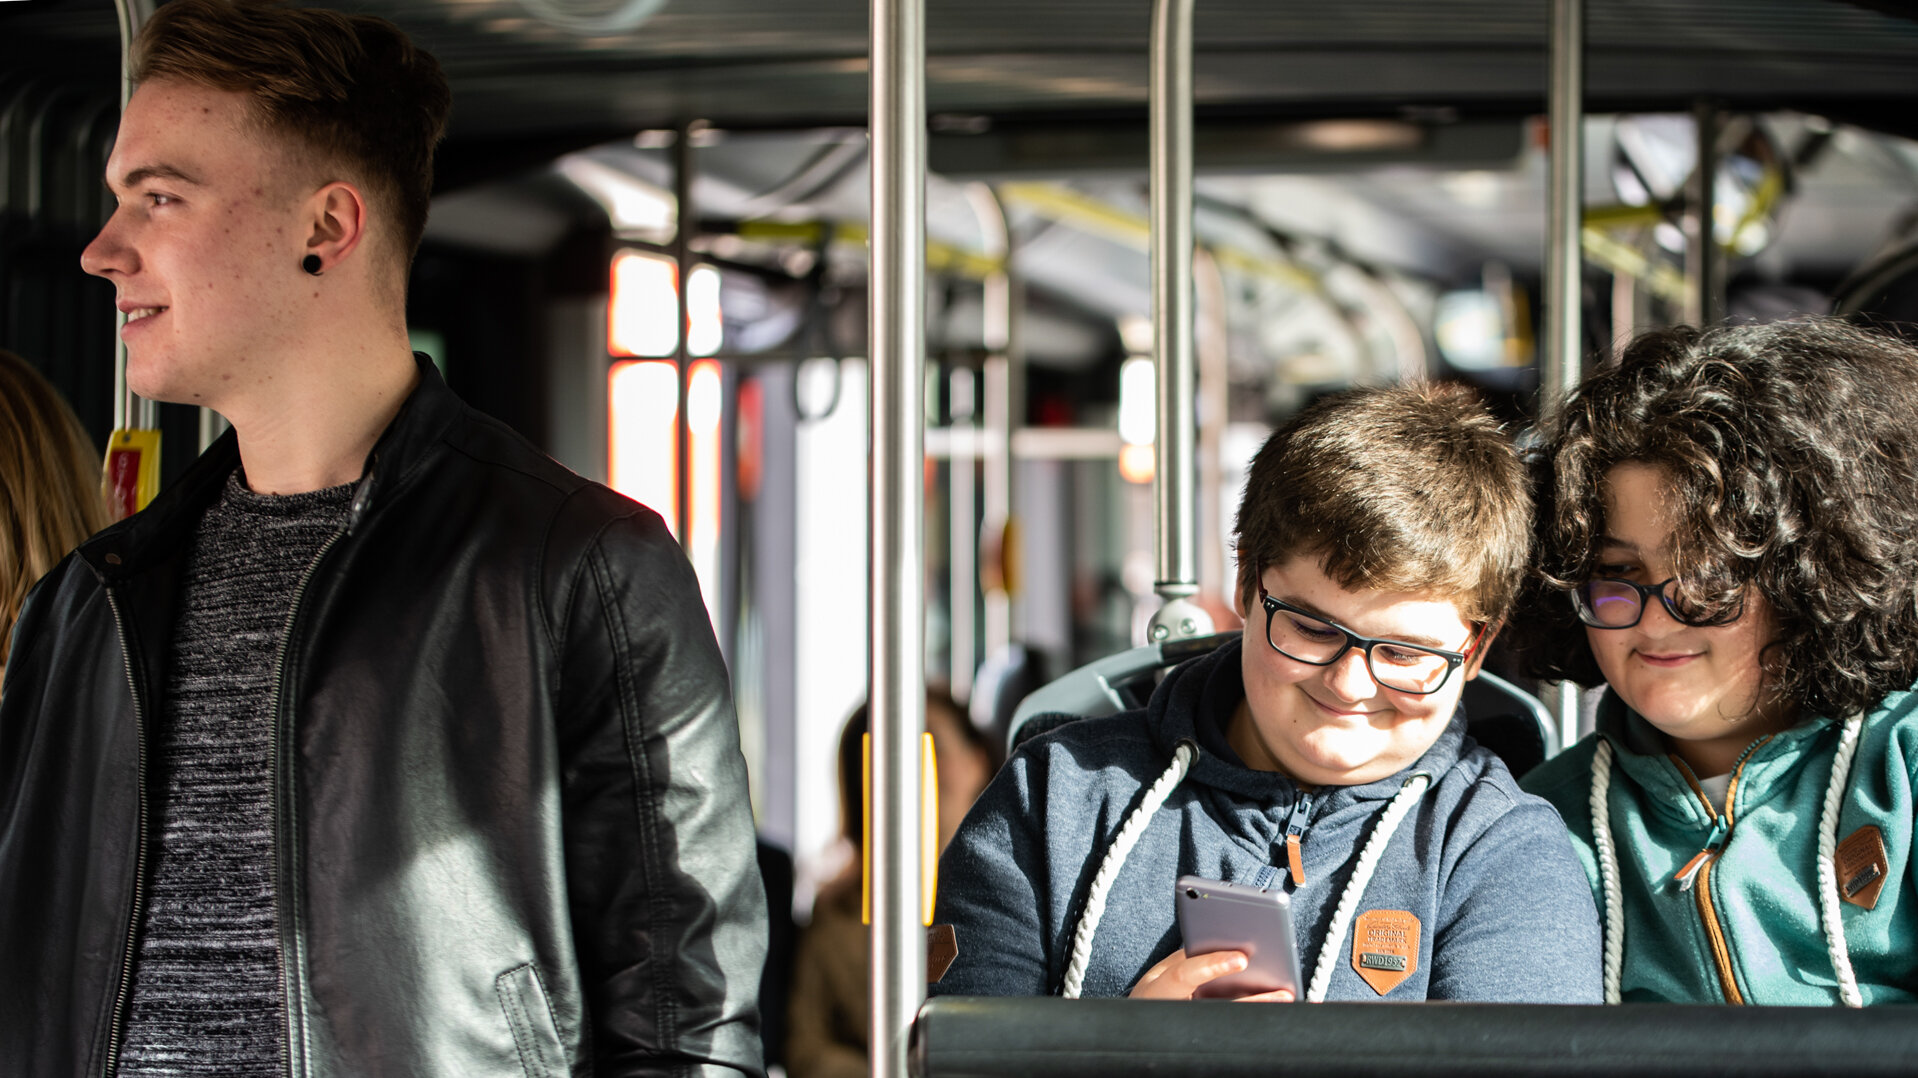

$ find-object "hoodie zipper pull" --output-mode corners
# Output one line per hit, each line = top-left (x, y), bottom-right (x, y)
(1282, 791), (1313, 887)
(1673, 815), (1730, 892)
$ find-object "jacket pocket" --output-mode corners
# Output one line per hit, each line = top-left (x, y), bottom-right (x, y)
(496, 963), (568, 1078)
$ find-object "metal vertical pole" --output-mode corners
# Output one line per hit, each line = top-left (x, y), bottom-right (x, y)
(111, 0), (156, 433)
(1146, 0), (1212, 644)
(673, 121), (696, 548)
(948, 367), (976, 705)
(1684, 102), (1722, 327)
(1544, 0), (1585, 749)
(868, 0), (927, 1074)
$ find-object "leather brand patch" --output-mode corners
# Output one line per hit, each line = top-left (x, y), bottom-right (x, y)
(1351, 909), (1420, 996)
(1836, 825), (1890, 910)
(926, 923), (958, 983)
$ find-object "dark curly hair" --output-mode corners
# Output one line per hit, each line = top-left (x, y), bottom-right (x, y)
(1516, 318), (1918, 719)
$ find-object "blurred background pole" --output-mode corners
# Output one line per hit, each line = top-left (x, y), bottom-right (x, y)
(1684, 101), (1724, 327)
(111, 0), (156, 432)
(673, 119), (696, 549)
(1146, 0), (1213, 645)
(1543, 0), (1585, 748)
(867, 0), (927, 1073)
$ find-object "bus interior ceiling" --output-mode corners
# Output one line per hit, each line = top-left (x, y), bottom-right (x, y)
(5, 0), (1918, 905)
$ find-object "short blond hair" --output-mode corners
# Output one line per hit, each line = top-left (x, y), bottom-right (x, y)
(0, 351), (112, 666)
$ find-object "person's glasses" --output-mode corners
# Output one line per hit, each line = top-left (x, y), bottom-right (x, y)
(1571, 577), (1743, 630)
(1258, 586), (1481, 696)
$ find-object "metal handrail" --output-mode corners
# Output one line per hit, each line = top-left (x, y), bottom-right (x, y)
(1541, 0), (1585, 749)
(867, 0), (928, 1076)
(1146, 0), (1214, 645)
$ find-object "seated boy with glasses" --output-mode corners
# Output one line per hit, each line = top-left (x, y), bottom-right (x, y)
(934, 383), (1601, 1003)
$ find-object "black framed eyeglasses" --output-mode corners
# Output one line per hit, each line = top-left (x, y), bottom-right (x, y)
(1570, 577), (1743, 630)
(1257, 586), (1482, 696)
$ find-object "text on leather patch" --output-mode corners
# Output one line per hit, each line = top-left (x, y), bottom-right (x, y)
(1835, 825), (1890, 910)
(1351, 909), (1420, 996)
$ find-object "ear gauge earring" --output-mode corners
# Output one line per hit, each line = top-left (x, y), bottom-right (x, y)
(302, 254), (323, 276)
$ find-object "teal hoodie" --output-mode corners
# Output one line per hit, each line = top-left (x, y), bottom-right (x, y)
(1522, 686), (1918, 1005)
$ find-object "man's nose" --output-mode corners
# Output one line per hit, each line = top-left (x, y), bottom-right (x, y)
(1320, 647), (1379, 702)
(80, 210), (134, 279)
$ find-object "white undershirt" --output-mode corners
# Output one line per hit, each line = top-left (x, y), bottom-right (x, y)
(1697, 772), (1733, 814)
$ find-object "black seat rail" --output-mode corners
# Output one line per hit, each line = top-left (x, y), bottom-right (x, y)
(912, 996), (1918, 1078)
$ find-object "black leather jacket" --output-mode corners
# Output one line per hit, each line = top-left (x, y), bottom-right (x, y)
(0, 358), (767, 1077)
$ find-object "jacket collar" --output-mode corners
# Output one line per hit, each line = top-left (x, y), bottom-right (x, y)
(78, 353), (460, 584)
(1146, 634), (1465, 806)
(1591, 687), (1839, 822)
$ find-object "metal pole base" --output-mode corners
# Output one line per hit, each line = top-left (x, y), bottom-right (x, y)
(1146, 595), (1215, 643)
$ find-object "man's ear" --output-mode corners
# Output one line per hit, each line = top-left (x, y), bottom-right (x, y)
(1231, 551), (1253, 619)
(1462, 622), (1502, 680)
(302, 180), (370, 272)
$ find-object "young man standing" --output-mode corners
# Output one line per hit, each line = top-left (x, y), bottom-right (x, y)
(0, 2), (766, 1075)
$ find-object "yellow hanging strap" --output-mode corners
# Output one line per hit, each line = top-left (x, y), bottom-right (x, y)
(861, 730), (939, 927)
(104, 428), (161, 519)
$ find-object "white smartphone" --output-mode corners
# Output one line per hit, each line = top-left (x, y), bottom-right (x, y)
(1174, 875), (1303, 1000)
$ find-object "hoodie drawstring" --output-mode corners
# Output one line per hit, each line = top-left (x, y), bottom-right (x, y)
(1061, 740), (1198, 999)
(1815, 712), (1866, 1008)
(1590, 740), (1626, 1004)
(1059, 744), (1431, 1001)
(1588, 712), (1865, 1007)
(1303, 772), (1430, 1003)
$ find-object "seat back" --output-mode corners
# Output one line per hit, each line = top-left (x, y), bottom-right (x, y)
(1006, 638), (1557, 776)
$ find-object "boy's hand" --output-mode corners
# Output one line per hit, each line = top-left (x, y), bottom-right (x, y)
(1127, 948), (1296, 1002)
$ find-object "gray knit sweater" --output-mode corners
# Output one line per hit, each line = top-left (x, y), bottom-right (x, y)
(119, 471), (353, 1076)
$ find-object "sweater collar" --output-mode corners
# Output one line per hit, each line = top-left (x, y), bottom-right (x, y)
(79, 353), (459, 583)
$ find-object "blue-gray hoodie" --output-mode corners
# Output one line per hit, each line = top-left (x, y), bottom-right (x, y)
(933, 638), (1602, 1002)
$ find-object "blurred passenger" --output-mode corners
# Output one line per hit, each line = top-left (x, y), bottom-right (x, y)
(0, 349), (111, 685)
(1520, 319), (1918, 1005)
(936, 384), (1601, 1003)
(787, 691), (997, 1078)
(0, 2), (763, 1075)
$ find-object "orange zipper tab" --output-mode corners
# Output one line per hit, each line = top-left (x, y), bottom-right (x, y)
(1281, 792), (1312, 887)
(1673, 816), (1729, 892)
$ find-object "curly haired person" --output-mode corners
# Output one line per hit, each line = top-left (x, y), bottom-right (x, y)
(1521, 318), (1918, 1006)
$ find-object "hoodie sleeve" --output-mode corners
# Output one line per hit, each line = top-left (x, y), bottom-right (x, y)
(1427, 795), (1604, 1003)
(931, 743), (1056, 997)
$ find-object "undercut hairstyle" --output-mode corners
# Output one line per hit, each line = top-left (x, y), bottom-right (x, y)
(132, 0), (451, 270)
(1519, 318), (1918, 718)
(1233, 382), (1531, 626)
(1, 351), (113, 668)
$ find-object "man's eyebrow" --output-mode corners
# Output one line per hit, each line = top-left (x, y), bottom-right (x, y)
(1276, 593), (1447, 648)
(109, 164), (204, 191)
(1597, 535), (1641, 553)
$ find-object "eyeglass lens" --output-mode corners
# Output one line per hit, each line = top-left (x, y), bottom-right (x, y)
(1266, 608), (1453, 694)
(1575, 578), (1716, 628)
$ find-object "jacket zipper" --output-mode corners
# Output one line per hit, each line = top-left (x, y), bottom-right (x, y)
(267, 523), (353, 1078)
(1281, 791), (1313, 887)
(100, 588), (149, 1078)
(1670, 738), (1772, 1006)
